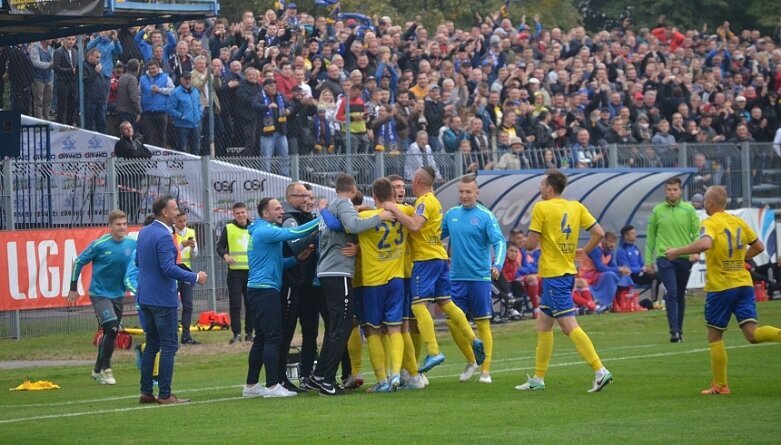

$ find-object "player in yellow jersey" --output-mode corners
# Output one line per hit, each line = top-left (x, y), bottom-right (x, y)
(355, 178), (414, 392)
(515, 170), (613, 393)
(665, 186), (781, 395)
(388, 174), (426, 389)
(384, 166), (485, 374)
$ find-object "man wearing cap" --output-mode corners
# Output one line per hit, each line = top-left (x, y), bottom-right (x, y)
(167, 71), (202, 155)
(287, 85), (318, 155)
(496, 137), (529, 170)
(253, 78), (290, 175)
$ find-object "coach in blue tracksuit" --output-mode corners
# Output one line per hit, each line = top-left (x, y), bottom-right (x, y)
(136, 196), (208, 405)
(441, 174), (506, 383)
(242, 197), (321, 399)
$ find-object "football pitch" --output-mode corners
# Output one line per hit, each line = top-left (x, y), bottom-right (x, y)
(2, 297), (780, 444)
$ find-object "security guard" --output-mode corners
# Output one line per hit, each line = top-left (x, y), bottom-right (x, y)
(216, 202), (254, 343)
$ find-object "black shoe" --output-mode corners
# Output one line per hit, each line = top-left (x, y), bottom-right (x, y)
(304, 375), (324, 392)
(318, 381), (344, 396)
(298, 377), (311, 392)
(281, 379), (304, 393)
(229, 334), (242, 344)
(245, 334), (254, 342)
(670, 332), (682, 343)
(181, 338), (201, 345)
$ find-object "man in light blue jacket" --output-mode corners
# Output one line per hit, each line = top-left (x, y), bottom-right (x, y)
(167, 71), (202, 154)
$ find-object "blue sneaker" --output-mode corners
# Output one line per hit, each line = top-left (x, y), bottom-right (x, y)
(366, 381), (392, 393)
(418, 353), (446, 373)
(390, 374), (401, 391)
(471, 339), (486, 366)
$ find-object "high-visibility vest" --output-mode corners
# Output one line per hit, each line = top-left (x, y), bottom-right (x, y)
(174, 227), (196, 268)
(226, 223), (249, 270)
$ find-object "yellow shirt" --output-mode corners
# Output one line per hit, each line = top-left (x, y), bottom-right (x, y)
(357, 205), (414, 287)
(399, 203), (414, 278)
(529, 198), (596, 278)
(700, 212), (757, 292)
(410, 192), (448, 262)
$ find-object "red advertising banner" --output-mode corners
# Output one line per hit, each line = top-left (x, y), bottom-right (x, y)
(0, 227), (137, 311)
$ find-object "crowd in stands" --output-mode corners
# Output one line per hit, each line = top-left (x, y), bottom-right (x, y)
(2, 3), (781, 173)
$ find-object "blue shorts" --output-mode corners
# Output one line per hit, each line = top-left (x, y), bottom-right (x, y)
(361, 278), (404, 328)
(539, 275), (576, 318)
(403, 277), (414, 320)
(353, 287), (365, 324)
(412, 259), (451, 303)
(451, 281), (493, 320)
(705, 286), (758, 331)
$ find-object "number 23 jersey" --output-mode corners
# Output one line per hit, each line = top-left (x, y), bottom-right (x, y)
(357, 205), (415, 287)
(529, 198), (596, 278)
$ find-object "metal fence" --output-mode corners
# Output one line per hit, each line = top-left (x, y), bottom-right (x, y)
(1, 142), (780, 338)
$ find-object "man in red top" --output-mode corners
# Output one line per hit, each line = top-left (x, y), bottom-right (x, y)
(651, 15), (685, 52)
(274, 62), (299, 101)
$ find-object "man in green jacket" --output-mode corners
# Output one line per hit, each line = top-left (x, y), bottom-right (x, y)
(645, 177), (700, 343)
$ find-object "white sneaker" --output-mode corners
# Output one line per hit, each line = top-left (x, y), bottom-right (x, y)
(242, 384), (267, 398)
(263, 383), (297, 398)
(400, 369), (410, 386)
(91, 370), (103, 384)
(403, 374), (426, 390)
(421, 373), (429, 386)
(100, 368), (116, 385)
(478, 372), (492, 384)
(459, 363), (479, 382)
(515, 375), (545, 391)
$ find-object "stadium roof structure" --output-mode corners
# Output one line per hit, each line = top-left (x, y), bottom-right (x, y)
(436, 168), (696, 244)
(0, 0), (219, 46)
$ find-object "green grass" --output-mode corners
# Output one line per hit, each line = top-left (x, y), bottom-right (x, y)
(2, 298), (781, 444)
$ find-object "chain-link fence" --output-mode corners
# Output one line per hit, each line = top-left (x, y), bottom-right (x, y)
(1, 142), (780, 338)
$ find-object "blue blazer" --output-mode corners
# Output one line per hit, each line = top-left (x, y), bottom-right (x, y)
(136, 220), (197, 308)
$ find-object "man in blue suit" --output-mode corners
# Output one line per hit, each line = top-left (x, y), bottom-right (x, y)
(136, 196), (208, 405)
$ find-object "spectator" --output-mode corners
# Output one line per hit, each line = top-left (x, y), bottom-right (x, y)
(114, 120), (152, 223)
(139, 60), (174, 148)
(135, 25), (177, 62)
(253, 76), (291, 173)
(83, 48), (108, 133)
(115, 59), (142, 132)
(30, 39), (54, 121)
(87, 31), (123, 79)
(53, 36), (79, 125)
(405, 130), (441, 181)
(652, 120), (677, 145)
(168, 41), (192, 86)
(496, 137), (530, 170)
(167, 71), (202, 154)
(335, 84), (369, 154)
(190, 55), (222, 154)
(236, 68), (263, 155)
(2, 45), (34, 115)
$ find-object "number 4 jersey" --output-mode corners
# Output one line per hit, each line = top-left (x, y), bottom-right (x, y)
(529, 198), (597, 278)
(357, 205), (415, 287)
(700, 212), (757, 292)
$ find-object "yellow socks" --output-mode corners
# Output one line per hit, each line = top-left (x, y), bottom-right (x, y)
(754, 325), (781, 343)
(347, 326), (363, 376)
(708, 340), (728, 387)
(411, 304), (440, 355)
(382, 333), (392, 375)
(389, 332), (404, 376)
(569, 327), (603, 371)
(535, 330), (553, 378)
(411, 331), (422, 361)
(401, 331), (419, 376)
(447, 319), (476, 363)
(440, 300), (477, 342)
(367, 335), (387, 382)
(476, 319), (493, 373)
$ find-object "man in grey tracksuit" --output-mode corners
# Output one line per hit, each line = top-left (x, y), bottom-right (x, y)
(306, 174), (393, 396)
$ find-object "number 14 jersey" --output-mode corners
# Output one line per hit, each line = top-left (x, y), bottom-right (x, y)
(701, 212), (757, 292)
(357, 205), (415, 287)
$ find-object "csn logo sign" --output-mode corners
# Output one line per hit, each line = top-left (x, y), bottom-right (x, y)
(213, 179), (267, 193)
